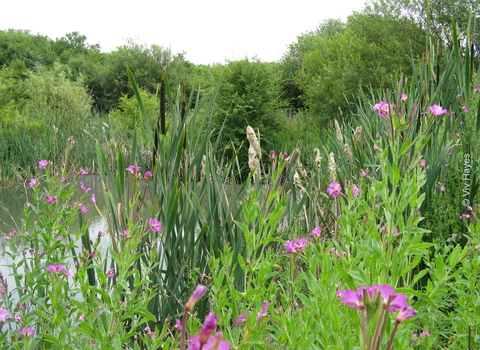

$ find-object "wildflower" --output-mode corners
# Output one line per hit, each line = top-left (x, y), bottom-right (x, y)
(144, 171), (153, 178)
(79, 168), (88, 175)
(199, 312), (218, 344)
(462, 106), (469, 113)
(90, 194), (96, 203)
(148, 218), (162, 232)
(19, 327), (35, 339)
(429, 105), (448, 116)
(44, 195), (58, 203)
(14, 312), (21, 323)
(79, 206), (88, 214)
(234, 312), (249, 325)
(61, 177), (67, 184)
(29, 178), (38, 188)
(396, 305), (417, 323)
(185, 285), (207, 312)
(107, 268), (115, 279)
(46, 265), (73, 276)
(38, 160), (49, 169)
(294, 237), (308, 252)
(284, 238), (308, 254)
(401, 94), (408, 102)
(456, 94), (462, 98)
(79, 314), (85, 321)
(360, 169), (367, 177)
(125, 165), (141, 173)
(175, 318), (183, 330)
(67, 136), (75, 144)
(467, 206), (472, 211)
(373, 285), (408, 311)
(257, 300), (269, 320)
(270, 150), (275, 159)
(309, 227), (322, 237)
(420, 331), (431, 338)
(352, 184), (360, 197)
(0, 308), (9, 322)
(0, 285), (6, 296)
(188, 333), (230, 350)
(341, 287), (366, 311)
(373, 101), (391, 117)
(98, 231), (106, 237)
(475, 87), (480, 92)
(327, 182), (342, 197)
(284, 240), (296, 253)
(80, 182), (91, 192)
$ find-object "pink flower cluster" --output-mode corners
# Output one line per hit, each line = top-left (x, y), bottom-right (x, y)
(327, 182), (360, 198)
(46, 265), (75, 277)
(284, 238), (308, 254)
(339, 284), (417, 323)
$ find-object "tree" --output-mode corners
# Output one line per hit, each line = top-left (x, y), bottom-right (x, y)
(98, 39), (194, 109)
(364, 0), (479, 49)
(213, 58), (282, 173)
(0, 29), (57, 68)
(280, 19), (346, 112)
(297, 13), (427, 125)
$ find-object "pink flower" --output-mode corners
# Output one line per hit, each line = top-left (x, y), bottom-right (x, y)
(38, 160), (49, 169)
(309, 227), (322, 237)
(440, 186), (446, 191)
(44, 195), (58, 203)
(90, 194), (96, 203)
(341, 287), (366, 311)
(185, 285), (207, 311)
(79, 168), (88, 175)
(79, 314), (85, 321)
(284, 238), (308, 254)
(0, 308), (9, 322)
(396, 306), (417, 323)
(360, 169), (368, 177)
(19, 327), (35, 339)
(107, 268), (115, 278)
(199, 312), (218, 344)
(462, 106), (469, 113)
(79, 206), (88, 214)
(46, 265), (73, 276)
(327, 182), (342, 197)
(234, 312), (249, 325)
(80, 182), (91, 192)
(257, 300), (269, 320)
(175, 318), (183, 330)
(148, 218), (162, 232)
(125, 165), (141, 173)
(188, 333), (230, 350)
(144, 171), (153, 178)
(98, 231), (106, 237)
(429, 105), (448, 116)
(29, 178), (38, 188)
(351, 184), (360, 197)
(373, 101), (391, 117)
(61, 177), (67, 184)
(401, 94), (408, 102)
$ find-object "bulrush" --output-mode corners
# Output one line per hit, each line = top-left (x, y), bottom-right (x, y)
(246, 126), (261, 176)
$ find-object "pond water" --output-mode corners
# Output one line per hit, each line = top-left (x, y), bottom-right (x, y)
(0, 175), (109, 278)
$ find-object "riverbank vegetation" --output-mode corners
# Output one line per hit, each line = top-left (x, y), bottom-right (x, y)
(0, 0), (479, 348)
